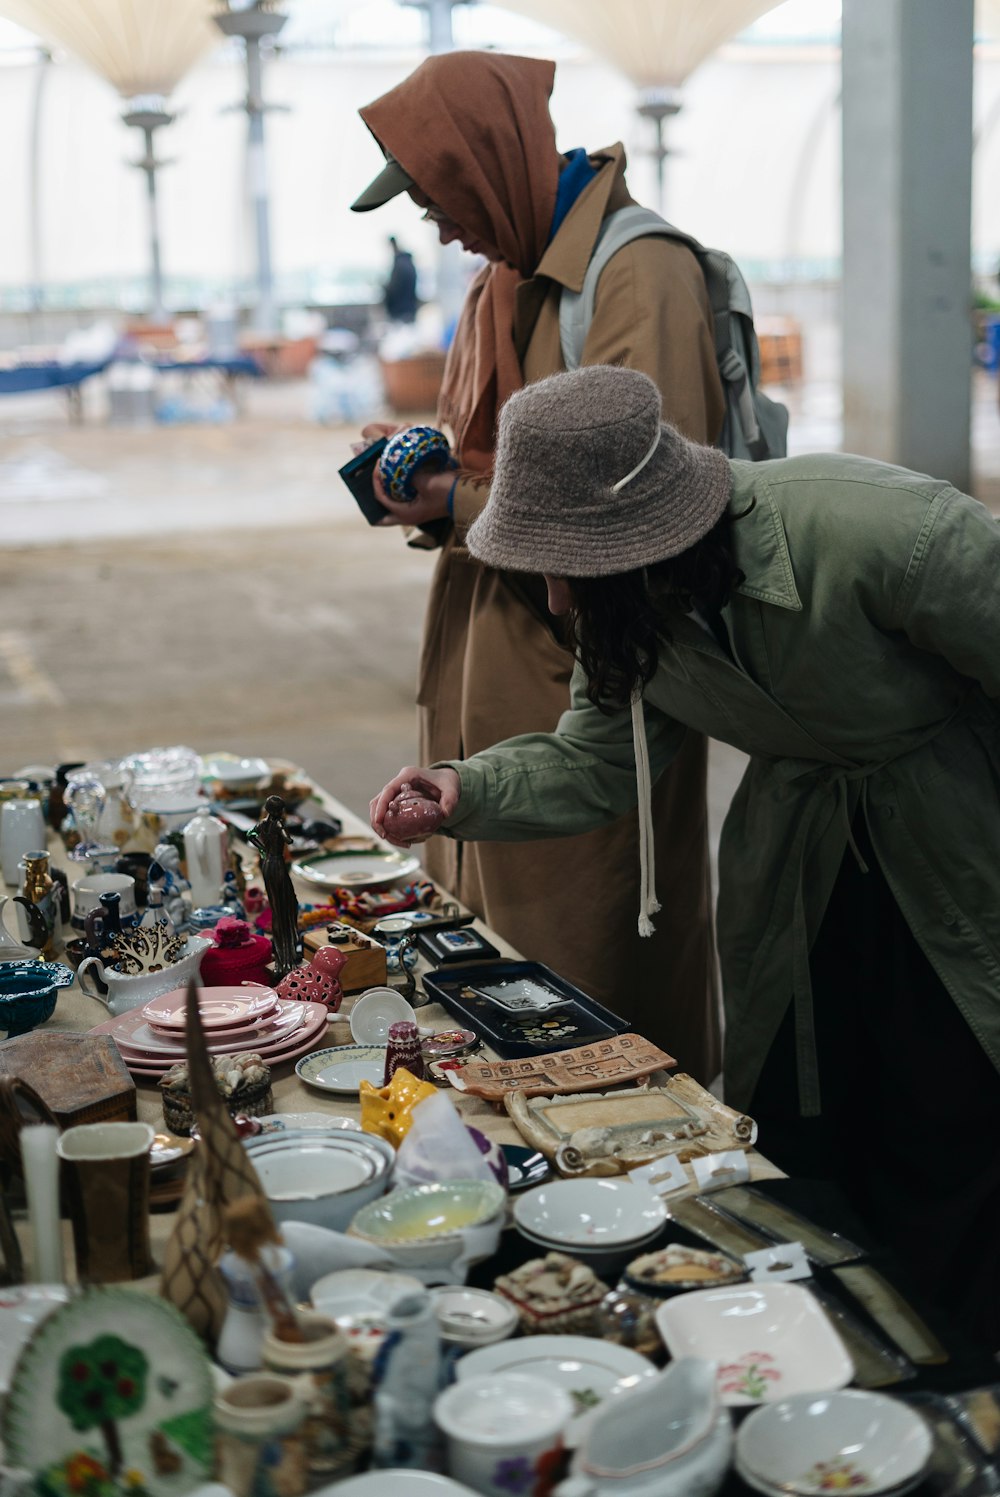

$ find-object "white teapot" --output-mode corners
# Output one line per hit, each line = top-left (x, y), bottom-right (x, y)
(78, 935), (211, 1017)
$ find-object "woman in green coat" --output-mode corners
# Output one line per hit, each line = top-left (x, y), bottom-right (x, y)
(372, 364), (1000, 1344)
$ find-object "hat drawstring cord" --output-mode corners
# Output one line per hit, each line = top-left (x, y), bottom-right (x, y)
(611, 426), (662, 493)
(631, 688), (661, 937)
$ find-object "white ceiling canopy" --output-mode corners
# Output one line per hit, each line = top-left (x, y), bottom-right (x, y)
(0, 0), (221, 97)
(491, 0), (786, 89)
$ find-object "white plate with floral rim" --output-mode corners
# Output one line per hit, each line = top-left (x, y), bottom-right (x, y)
(655, 1282), (853, 1407)
(2, 1287), (214, 1495)
(296, 1045), (388, 1095)
(456, 1335), (656, 1444)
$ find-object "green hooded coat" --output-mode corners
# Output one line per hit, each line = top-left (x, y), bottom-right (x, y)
(443, 452), (1000, 1115)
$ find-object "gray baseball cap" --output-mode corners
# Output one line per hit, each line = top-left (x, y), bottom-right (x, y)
(351, 153), (415, 213)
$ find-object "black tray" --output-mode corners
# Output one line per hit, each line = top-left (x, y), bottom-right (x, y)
(421, 959), (629, 1059)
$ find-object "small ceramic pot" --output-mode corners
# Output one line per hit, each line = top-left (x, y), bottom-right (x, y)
(78, 933), (211, 1016)
(435, 1372), (572, 1497)
(262, 1311), (353, 1479)
(378, 425), (453, 502)
(214, 1373), (309, 1497)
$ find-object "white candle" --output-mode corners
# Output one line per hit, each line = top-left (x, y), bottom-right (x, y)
(19, 1125), (65, 1285)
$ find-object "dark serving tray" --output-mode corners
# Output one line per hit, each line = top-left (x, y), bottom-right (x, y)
(421, 959), (629, 1059)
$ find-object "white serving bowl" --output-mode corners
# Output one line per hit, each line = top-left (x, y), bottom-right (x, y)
(513, 1178), (666, 1256)
(244, 1129), (393, 1231)
(736, 1390), (933, 1497)
(430, 1286), (519, 1348)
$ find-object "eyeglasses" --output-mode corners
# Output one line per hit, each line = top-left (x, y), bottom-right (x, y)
(420, 203), (452, 225)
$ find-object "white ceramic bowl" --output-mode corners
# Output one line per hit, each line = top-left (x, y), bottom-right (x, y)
(429, 1286), (519, 1347)
(655, 1282), (853, 1407)
(513, 1178), (666, 1250)
(736, 1390), (933, 1496)
(349, 986), (418, 1045)
(351, 1179), (506, 1246)
(314, 1474), (478, 1494)
(244, 1129), (393, 1231)
(310, 1267), (423, 1359)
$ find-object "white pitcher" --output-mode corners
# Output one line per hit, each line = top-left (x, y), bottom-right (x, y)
(78, 934), (211, 1017)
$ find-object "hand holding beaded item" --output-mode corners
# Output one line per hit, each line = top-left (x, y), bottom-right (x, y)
(378, 425), (455, 502)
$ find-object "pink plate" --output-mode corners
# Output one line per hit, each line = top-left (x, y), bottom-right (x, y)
(146, 1011), (283, 1044)
(91, 1002), (309, 1058)
(143, 985), (279, 1032)
(120, 1003), (330, 1080)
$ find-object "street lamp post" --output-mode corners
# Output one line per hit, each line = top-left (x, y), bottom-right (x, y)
(214, 2), (288, 332)
(636, 86), (682, 215)
(121, 98), (175, 322)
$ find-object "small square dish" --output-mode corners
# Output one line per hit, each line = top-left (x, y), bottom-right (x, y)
(655, 1282), (853, 1406)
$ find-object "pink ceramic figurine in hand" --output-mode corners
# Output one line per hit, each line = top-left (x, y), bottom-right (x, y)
(370, 767), (460, 848)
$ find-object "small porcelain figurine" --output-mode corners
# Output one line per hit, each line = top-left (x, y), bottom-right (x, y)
(150, 840), (190, 930)
(371, 1290), (445, 1471)
(247, 796), (300, 980)
(359, 1066), (437, 1149)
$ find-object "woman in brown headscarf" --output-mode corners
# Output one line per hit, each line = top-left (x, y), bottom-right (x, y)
(352, 51), (725, 1083)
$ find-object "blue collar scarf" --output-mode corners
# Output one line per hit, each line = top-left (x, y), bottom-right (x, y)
(547, 148), (597, 244)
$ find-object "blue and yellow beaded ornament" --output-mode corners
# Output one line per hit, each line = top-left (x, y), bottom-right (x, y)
(378, 425), (454, 502)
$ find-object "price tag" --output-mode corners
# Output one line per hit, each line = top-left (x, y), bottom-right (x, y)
(692, 1149), (750, 1193)
(744, 1241), (811, 1282)
(628, 1154), (687, 1195)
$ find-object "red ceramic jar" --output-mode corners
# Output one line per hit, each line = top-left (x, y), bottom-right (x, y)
(199, 916), (274, 988)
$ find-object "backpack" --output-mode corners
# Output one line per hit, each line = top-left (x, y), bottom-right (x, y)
(559, 204), (789, 462)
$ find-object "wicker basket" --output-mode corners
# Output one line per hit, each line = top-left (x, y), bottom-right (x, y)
(161, 1073), (273, 1138)
(379, 352), (447, 415)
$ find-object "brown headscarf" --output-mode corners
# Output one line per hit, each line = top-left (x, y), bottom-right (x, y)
(360, 52), (561, 473)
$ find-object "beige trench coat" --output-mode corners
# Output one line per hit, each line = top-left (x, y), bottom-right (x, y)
(416, 144), (726, 1082)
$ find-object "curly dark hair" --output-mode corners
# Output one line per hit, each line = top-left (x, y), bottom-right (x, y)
(568, 511), (747, 712)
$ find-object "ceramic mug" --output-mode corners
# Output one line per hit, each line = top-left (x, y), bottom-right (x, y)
(57, 1121), (155, 1282)
(435, 1372), (572, 1496)
(70, 872), (136, 929)
(0, 800), (46, 886)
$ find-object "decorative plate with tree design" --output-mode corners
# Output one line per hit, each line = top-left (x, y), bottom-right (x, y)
(2, 1288), (213, 1497)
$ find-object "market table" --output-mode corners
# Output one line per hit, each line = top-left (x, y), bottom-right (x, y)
(5, 774), (999, 1497)
(34, 778), (783, 1209)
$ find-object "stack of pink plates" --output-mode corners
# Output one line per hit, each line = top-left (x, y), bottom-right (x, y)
(87, 985), (329, 1080)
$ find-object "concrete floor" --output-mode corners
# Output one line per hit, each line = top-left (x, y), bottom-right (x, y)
(2, 365), (998, 858)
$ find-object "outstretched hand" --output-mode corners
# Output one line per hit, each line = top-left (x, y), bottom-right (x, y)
(370, 766), (461, 847)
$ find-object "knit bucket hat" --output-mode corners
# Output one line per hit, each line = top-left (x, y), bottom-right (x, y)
(466, 364), (733, 577)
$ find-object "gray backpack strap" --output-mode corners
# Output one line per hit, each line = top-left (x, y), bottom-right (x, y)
(559, 206), (685, 370)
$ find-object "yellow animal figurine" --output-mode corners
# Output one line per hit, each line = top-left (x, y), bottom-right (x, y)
(359, 1067), (436, 1148)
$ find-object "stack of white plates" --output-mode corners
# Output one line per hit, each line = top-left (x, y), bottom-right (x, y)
(244, 1128), (395, 1231)
(512, 1178), (666, 1269)
(87, 984), (329, 1080)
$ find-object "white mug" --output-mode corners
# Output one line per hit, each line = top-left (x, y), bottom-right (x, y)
(0, 800), (46, 886)
(435, 1373), (572, 1496)
(71, 872), (136, 928)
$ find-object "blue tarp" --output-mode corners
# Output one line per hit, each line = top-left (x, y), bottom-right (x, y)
(0, 357), (114, 395)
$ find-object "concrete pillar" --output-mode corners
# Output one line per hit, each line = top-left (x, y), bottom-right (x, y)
(842, 0), (974, 490)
